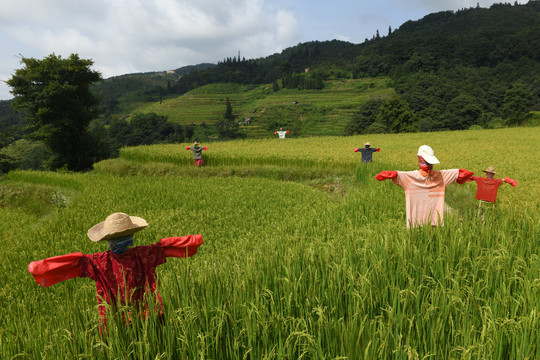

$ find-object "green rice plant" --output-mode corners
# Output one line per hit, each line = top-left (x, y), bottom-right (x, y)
(0, 126), (538, 359)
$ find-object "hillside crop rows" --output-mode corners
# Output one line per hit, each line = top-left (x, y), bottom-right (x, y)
(133, 79), (394, 138)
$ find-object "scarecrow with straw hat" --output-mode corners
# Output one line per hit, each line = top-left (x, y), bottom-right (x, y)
(375, 145), (474, 228)
(466, 166), (517, 214)
(186, 141), (208, 166)
(354, 142), (381, 163)
(28, 212), (203, 332)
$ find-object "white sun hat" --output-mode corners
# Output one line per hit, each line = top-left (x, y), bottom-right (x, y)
(87, 212), (148, 242)
(417, 145), (440, 164)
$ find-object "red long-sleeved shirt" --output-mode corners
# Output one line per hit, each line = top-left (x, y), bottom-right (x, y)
(28, 235), (203, 327)
(467, 176), (516, 203)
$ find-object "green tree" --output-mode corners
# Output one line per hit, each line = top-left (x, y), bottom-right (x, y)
(216, 97), (243, 139)
(224, 97), (234, 120)
(444, 94), (483, 130)
(376, 96), (419, 133)
(128, 113), (175, 145)
(502, 82), (533, 126)
(344, 98), (384, 135)
(6, 53), (102, 171)
(0, 153), (19, 174)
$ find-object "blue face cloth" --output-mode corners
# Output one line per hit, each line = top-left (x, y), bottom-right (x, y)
(107, 235), (134, 255)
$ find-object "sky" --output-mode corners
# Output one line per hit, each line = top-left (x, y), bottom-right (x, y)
(0, 0), (529, 101)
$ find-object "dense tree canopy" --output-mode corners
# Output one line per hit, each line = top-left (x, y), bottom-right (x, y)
(7, 53), (102, 171)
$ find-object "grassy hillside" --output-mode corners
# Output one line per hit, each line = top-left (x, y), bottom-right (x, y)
(131, 78), (393, 137)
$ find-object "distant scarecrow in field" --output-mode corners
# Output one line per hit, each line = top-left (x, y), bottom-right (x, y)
(28, 212), (203, 333)
(274, 128), (289, 139)
(354, 142), (381, 163)
(466, 166), (517, 215)
(375, 145), (474, 228)
(186, 142), (208, 166)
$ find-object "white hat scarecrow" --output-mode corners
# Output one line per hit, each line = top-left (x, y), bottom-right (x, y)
(87, 212), (148, 242)
(417, 145), (440, 164)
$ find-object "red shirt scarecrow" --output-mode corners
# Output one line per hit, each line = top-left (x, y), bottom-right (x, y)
(28, 212), (203, 331)
(467, 166), (517, 203)
(375, 145), (474, 227)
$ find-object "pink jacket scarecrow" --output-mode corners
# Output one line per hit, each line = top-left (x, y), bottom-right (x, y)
(376, 145), (474, 228)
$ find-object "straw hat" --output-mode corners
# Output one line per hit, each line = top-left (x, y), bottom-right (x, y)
(483, 166), (497, 174)
(87, 212), (148, 242)
(364, 142), (371, 146)
(417, 145), (440, 164)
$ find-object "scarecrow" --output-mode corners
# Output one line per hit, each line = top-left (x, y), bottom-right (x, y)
(466, 166), (517, 215)
(274, 128), (289, 139)
(28, 212), (203, 332)
(186, 142), (208, 166)
(354, 142), (381, 163)
(375, 145), (474, 227)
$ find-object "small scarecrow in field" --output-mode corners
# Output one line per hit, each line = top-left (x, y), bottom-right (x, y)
(466, 166), (517, 215)
(354, 142), (381, 163)
(28, 212), (203, 332)
(274, 127), (289, 139)
(375, 145), (474, 228)
(186, 142), (208, 166)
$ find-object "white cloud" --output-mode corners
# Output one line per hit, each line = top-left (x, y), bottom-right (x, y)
(0, 0), (301, 99)
(275, 10), (299, 45)
(335, 34), (351, 42)
(0, 0), (531, 100)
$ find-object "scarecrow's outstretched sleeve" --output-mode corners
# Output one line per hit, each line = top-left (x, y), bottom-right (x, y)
(375, 171), (398, 181)
(504, 177), (517, 187)
(28, 252), (85, 287)
(376, 169), (473, 182)
(456, 169), (474, 183)
(160, 234), (203, 258)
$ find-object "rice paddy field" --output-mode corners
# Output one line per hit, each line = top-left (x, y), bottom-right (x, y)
(0, 127), (539, 359)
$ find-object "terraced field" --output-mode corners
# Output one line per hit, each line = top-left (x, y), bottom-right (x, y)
(134, 78), (394, 137)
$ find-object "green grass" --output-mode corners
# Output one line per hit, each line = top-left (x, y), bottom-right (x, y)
(1, 127), (539, 359)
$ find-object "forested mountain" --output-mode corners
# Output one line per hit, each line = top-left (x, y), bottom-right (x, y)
(1, 1), (539, 172)
(169, 2), (538, 87)
(4, 1), (538, 128)
(166, 2), (539, 131)
(88, 1), (538, 133)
